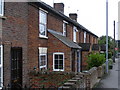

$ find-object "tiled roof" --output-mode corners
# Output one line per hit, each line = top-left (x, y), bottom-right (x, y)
(30, 1), (98, 38)
(92, 44), (99, 51)
(79, 43), (91, 51)
(48, 29), (81, 49)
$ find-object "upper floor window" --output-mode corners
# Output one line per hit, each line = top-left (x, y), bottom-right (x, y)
(63, 21), (67, 36)
(0, 0), (4, 16)
(73, 26), (77, 42)
(39, 10), (47, 38)
(84, 31), (86, 43)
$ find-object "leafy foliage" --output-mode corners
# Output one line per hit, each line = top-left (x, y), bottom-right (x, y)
(86, 52), (106, 69)
(98, 35), (117, 59)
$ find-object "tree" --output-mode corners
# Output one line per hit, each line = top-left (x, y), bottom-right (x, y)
(98, 35), (117, 58)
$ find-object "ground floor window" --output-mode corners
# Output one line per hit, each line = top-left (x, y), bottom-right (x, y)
(0, 45), (3, 88)
(53, 53), (64, 71)
(39, 47), (47, 69)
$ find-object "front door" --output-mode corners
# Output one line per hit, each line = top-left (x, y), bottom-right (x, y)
(77, 50), (81, 72)
(72, 50), (75, 72)
(11, 47), (22, 88)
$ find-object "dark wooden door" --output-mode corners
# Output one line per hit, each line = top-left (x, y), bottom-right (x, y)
(72, 50), (75, 72)
(11, 47), (22, 88)
(77, 51), (81, 72)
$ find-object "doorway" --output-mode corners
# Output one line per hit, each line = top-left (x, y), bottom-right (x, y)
(11, 47), (22, 88)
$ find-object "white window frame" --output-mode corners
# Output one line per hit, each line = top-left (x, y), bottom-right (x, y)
(84, 31), (86, 43)
(39, 54), (47, 69)
(0, 0), (4, 16)
(39, 47), (47, 69)
(63, 21), (67, 36)
(53, 52), (64, 71)
(73, 26), (78, 42)
(39, 10), (47, 38)
(0, 45), (3, 89)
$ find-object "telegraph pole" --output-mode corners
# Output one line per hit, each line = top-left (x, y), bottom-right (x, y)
(113, 21), (115, 63)
(106, 0), (109, 73)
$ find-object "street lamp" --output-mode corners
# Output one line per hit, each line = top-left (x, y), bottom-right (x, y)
(106, 0), (109, 73)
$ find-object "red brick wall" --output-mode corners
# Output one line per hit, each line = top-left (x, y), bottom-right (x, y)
(76, 28), (79, 43)
(67, 24), (73, 41)
(48, 32), (71, 72)
(28, 4), (49, 71)
(48, 13), (63, 33)
(81, 31), (84, 43)
(86, 33), (90, 43)
(3, 2), (29, 86)
(82, 51), (90, 71)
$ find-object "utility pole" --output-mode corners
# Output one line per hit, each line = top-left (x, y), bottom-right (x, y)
(113, 21), (115, 63)
(106, 0), (109, 73)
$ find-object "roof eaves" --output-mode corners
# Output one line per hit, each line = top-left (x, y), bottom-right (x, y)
(30, 1), (98, 38)
(48, 29), (82, 49)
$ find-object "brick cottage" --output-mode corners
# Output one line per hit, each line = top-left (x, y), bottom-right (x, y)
(0, 1), (101, 88)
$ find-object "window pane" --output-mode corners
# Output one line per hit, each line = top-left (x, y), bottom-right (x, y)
(63, 23), (66, 36)
(54, 54), (64, 70)
(55, 55), (58, 59)
(55, 60), (58, 65)
(40, 11), (46, 24)
(40, 55), (46, 66)
(73, 27), (76, 42)
(40, 24), (45, 36)
(41, 56), (45, 60)
(39, 10), (47, 37)
(59, 55), (63, 59)
(59, 60), (63, 65)
(59, 65), (63, 69)
(55, 65), (58, 69)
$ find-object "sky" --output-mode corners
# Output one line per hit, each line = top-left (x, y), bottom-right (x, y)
(42, 0), (120, 39)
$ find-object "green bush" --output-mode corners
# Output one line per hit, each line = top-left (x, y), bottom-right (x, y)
(86, 52), (106, 69)
(108, 59), (113, 66)
(108, 52), (112, 59)
(102, 52), (112, 59)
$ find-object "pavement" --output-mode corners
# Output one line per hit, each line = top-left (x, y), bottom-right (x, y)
(96, 58), (120, 89)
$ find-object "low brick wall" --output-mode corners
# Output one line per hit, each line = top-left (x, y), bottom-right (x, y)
(85, 67), (98, 88)
(97, 64), (105, 78)
(27, 65), (106, 89)
(60, 65), (106, 89)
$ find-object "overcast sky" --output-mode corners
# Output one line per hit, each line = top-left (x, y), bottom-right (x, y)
(42, 0), (120, 39)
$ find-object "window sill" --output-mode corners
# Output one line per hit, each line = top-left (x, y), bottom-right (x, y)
(53, 69), (64, 71)
(39, 36), (48, 39)
(40, 66), (47, 68)
(0, 16), (7, 20)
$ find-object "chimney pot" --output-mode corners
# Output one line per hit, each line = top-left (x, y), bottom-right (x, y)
(54, 3), (64, 13)
(69, 13), (77, 21)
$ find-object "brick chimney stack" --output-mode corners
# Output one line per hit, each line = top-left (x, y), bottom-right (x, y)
(69, 13), (77, 21)
(54, 3), (64, 13)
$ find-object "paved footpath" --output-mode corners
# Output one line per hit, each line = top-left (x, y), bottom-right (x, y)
(96, 58), (120, 89)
